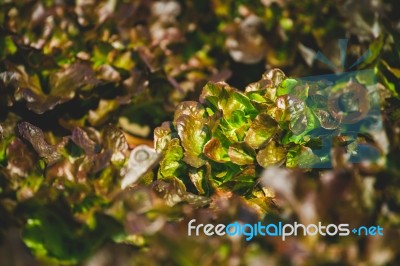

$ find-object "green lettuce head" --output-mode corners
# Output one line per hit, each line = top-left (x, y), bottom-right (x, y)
(154, 68), (382, 210)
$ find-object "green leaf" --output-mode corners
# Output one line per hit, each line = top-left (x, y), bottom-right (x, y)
(226, 110), (249, 128)
(200, 82), (224, 100)
(244, 113), (278, 149)
(219, 110), (250, 142)
(203, 138), (230, 163)
(245, 73), (278, 105)
(218, 89), (257, 118)
(176, 114), (209, 168)
(277, 78), (297, 96)
(200, 82), (224, 110)
(256, 140), (286, 168)
(228, 142), (256, 165)
(247, 91), (268, 103)
(159, 138), (186, 178)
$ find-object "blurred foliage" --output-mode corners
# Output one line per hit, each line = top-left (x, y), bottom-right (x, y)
(1, 0), (400, 265)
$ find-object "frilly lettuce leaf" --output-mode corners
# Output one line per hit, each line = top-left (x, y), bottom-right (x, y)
(203, 138), (230, 163)
(175, 114), (209, 168)
(228, 142), (256, 165)
(158, 138), (186, 179)
(244, 113), (279, 149)
(256, 140), (286, 168)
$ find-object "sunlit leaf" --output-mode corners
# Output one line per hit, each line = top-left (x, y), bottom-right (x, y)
(175, 114), (209, 168)
(228, 142), (256, 165)
(159, 138), (186, 178)
(256, 140), (286, 168)
(244, 113), (278, 149)
(203, 138), (230, 163)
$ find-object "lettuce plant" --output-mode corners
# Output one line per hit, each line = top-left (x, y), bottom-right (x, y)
(155, 68), (382, 210)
